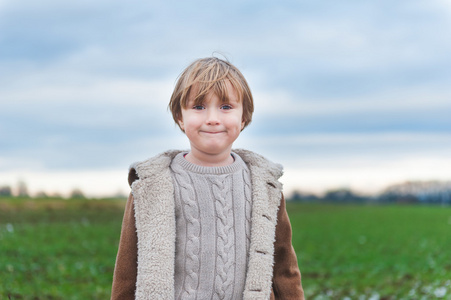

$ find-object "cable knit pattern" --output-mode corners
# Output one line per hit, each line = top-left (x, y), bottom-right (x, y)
(169, 152), (251, 300)
(171, 163), (200, 298)
(211, 175), (235, 299)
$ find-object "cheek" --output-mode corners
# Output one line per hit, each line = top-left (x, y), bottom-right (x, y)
(184, 116), (201, 129)
(228, 114), (244, 127)
(180, 111), (198, 125)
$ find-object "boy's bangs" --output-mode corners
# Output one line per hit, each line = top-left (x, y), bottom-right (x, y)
(188, 73), (243, 107)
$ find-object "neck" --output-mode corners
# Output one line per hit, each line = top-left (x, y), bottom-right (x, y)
(184, 149), (234, 167)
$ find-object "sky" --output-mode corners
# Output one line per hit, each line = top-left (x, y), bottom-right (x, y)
(1, 0), (450, 197)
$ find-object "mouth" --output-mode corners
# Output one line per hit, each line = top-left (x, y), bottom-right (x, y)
(200, 131), (225, 134)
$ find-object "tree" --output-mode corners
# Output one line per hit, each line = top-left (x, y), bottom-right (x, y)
(323, 188), (364, 203)
(289, 190), (319, 202)
(70, 188), (85, 199)
(0, 186), (12, 196)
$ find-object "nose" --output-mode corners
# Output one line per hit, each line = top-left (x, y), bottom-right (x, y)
(206, 109), (220, 125)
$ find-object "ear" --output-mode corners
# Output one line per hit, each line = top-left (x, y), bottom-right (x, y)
(178, 119), (185, 131)
(241, 120), (245, 130)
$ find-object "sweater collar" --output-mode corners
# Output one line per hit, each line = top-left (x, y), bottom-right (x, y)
(130, 148), (283, 185)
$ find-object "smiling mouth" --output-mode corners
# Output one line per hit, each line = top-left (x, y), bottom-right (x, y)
(201, 131), (225, 134)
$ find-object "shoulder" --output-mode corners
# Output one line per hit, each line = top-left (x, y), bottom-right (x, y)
(233, 149), (283, 181)
(127, 150), (186, 186)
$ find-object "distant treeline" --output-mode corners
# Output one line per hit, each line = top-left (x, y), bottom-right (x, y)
(289, 180), (451, 205)
(2, 180), (450, 205)
(0, 181), (126, 199)
(0, 183), (87, 199)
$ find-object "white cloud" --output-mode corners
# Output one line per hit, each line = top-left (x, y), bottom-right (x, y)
(1, 77), (174, 106)
(0, 169), (130, 198)
(283, 156), (451, 196)
(235, 132), (451, 186)
(243, 132), (451, 146)
(253, 84), (450, 117)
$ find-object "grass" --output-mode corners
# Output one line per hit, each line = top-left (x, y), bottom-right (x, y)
(1, 197), (451, 299)
(288, 203), (451, 299)
(0, 197), (125, 299)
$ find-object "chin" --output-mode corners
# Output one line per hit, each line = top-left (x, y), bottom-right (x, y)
(201, 145), (229, 154)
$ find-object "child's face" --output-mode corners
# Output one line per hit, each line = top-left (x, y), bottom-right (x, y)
(178, 82), (244, 160)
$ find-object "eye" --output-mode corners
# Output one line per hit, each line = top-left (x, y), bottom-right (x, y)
(221, 104), (233, 110)
(192, 105), (205, 110)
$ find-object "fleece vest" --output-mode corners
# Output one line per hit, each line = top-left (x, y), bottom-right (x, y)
(130, 149), (284, 299)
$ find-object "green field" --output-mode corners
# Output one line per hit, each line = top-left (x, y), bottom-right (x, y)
(1, 198), (450, 299)
(287, 203), (451, 299)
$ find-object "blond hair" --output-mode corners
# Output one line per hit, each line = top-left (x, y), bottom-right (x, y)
(169, 57), (254, 131)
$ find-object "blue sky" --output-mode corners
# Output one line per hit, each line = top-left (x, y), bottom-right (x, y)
(1, 0), (450, 196)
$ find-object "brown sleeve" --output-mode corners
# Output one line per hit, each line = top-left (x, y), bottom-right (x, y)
(111, 193), (138, 300)
(271, 194), (305, 300)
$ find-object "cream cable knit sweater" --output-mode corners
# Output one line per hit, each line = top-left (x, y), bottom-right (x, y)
(170, 152), (252, 300)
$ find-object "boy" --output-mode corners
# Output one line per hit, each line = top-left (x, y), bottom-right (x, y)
(111, 57), (304, 299)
